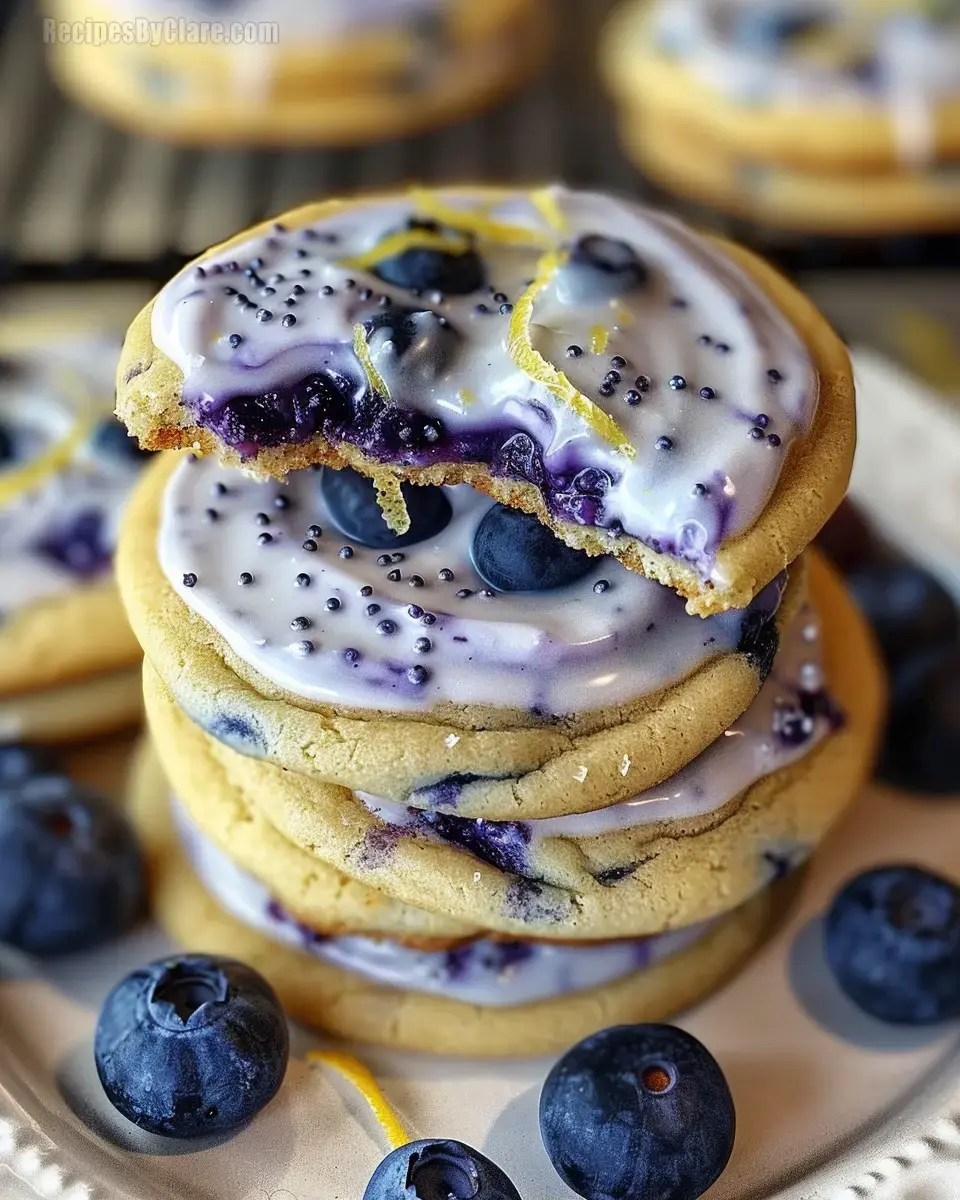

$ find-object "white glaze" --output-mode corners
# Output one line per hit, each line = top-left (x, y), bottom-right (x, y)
(651, 1), (960, 164)
(174, 798), (712, 1006)
(159, 454), (785, 714)
(360, 602), (830, 841)
(0, 337), (146, 619)
(151, 187), (817, 576)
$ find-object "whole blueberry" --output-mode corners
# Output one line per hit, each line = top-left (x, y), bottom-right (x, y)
(540, 1024), (735, 1200)
(881, 646), (960, 793)
(91, 418), (154, 462)
(0, 743), (53, 784)
(95, 954), (289, 1137)
(320, 466), (452, 549)
(364, 308), (460, 382)
(362, 1139), (521, 1200)
(557, 235), (649, 304)
(846, 563), (959, 668)
(373, 220), (486, 296)
(0, 774), (145, 956)
(473, 504), (595, 592)
(824, 865), (960, 1024)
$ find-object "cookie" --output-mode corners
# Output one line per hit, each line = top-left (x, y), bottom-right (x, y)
(0, 312), (151, 734)
(145, 552), (884, 941)
(603, 0), (960, 174)
(131, 774), (779, 1056)
(50, 0), (545, 147)
(0, 666), (143, 745)
(130, 731), (482, 947)
(115, 186), (854, 615)
(620, 111), (960, 236)
(119, 451), (806, 819)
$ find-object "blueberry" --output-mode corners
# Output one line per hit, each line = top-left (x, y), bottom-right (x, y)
(91, 418), (154, 462)
(881, 646), (960, 793)
(95, 954), (289, 1137)
(472, 504), (595, 592)
(207, 372), (351, 451)
(540, 1024), (735, 1200)
(364, 308), (459, 380)
(362, 1139), (521, 1200)
(824, 865), (960, 1024)
(846, 563), (959, 669)
(373, 221), (486, 296)
(0, 743), (52, 784)
(0, 420), (14, 464)
(0, 775), (144, 956)
(557, 235), (649, 304)
(32, 508), (112, 578)
(320, 466), (452, 550)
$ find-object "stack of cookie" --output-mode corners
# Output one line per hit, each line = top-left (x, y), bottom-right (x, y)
(603, 0), (960, 238)
(50, 0), (545, 147)
(116, 185), (883, 1056)
(0, 307), (151, 744)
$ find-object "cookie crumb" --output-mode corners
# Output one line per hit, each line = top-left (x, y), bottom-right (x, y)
(573, 765), (588, 783)
(620, 754), (632, 777)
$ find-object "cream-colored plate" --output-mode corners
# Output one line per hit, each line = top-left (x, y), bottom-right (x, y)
(2, 770), (960, 1200)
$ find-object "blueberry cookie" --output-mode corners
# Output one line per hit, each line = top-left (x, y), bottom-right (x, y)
(130, 766), (779, 1057)
(50, 0), (544, 147)
(131, 733), (482, 947)
(115, 186), (854, 615)
(604, 0), (960, 173)
(0, 320), (150, 741)
(119, 451), (806, 819)
(145, 552), (883, 941)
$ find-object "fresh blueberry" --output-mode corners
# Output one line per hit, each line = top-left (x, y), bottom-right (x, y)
(824, 865), (960, 1024)
(733, 11), (828, 52)
(32, 508), (112, 577)
(320, 466), (452, 549)
(364, 309), (460, 380)
(540, 1024), (735, 1200)
(0, 774), (144, 956)
(473, 504), (595, 592)
(362, 1139), (521, 1200)
(91, 417), (154, 462)
(0, 743), (53, 784)
(846, 563), (959, 669)
(373, 220), (486, 296)
(0, 420), (14, 464)
(556, 235), (649, 304)
(95, 954), (289, 1137)
(880, 646), (960, 793)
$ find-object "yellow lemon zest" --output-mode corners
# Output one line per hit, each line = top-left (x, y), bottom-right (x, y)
(408, 188), (553, 249)
(457, 387), (478, 408)
(308, 1051), (410, 1149)
(529, 186), (566, 233)
(373, 473), (411, 536)
(508, 251), (635, 458)
(0, 414), (93, 507)
(345, 228), (470, 271)
(352, 324), (391, 402)
(589, 326), (610, 356)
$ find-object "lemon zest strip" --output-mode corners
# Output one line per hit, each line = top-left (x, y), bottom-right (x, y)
(373, 473), (411, 536)
(308, 1051), (410, 1149)
(508, 251), (636, 459)
(345, 228), (470, 271)
(352, 324), (392, 402)
(529, 186), (566, 233)
(0, 414), (93, 507)
(408, 188), (553, 249)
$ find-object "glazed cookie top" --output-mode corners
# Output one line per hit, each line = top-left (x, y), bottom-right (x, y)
(651, 0), (960, 109)
(0, 339), (151, 619)
(122, 186), (851, 614)
(159, 454), (785, 716)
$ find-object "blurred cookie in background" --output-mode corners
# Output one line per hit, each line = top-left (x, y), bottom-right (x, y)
(0, 287), (151, 743)
(47, 0), (548, 146)
(603, 0), (960, 247)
